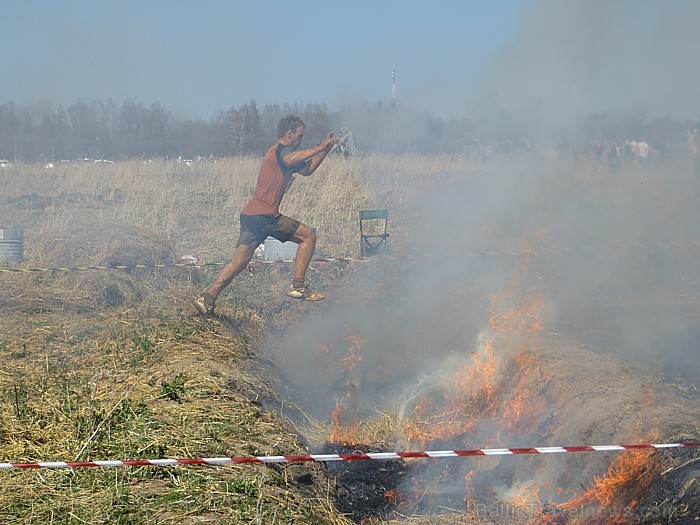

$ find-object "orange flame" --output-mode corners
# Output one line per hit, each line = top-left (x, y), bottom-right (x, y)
(329, 328), (365, 445)
(329, 398), (359, 445)
(340, 327), (363, 372)
(455, 337), (498, 402)
(464, 467), (479, 511)
(401, 285), (544, 448)
(383, 488), (405, 509)
(551, 449), (658, 524)
(509, 479), (543, 510)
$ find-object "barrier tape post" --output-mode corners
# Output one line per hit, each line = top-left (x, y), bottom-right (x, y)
(1, 443), (698, 470)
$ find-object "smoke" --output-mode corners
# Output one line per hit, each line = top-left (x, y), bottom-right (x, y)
(257, 148), (699, 516)
(266, 149), (700, 419)
(252, 1), (700, 514)
(467, 0), (700, 136)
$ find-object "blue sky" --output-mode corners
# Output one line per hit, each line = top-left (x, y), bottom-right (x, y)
(2, 1), (700, 125)
(1, 0), (525, 118)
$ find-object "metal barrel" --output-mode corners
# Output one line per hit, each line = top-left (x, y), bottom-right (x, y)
(0, 229), (24, 262)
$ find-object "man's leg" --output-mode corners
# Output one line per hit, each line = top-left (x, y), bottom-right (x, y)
(286, 224), (324, 301)
(289, 223), (315, 283)
(198, 244), (257, 310)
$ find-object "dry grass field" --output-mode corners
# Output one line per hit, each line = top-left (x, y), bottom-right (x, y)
(0, 154), (484, 524)
(1, 152), (698, 524)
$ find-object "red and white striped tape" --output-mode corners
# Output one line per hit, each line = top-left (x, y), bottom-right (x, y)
(1, 443), (697, 470)
(258, 256), (370, 264)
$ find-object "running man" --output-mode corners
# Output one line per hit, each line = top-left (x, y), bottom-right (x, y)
(194, 116), (339, 315)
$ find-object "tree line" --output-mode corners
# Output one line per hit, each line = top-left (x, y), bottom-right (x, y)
(0, 98), (484, 162)
(1, 97), (696, 162)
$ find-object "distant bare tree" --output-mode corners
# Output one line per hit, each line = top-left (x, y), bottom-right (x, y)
(217, 100), (264, 156)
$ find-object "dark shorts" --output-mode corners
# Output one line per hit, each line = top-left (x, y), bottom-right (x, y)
(236, 214), (301, 247)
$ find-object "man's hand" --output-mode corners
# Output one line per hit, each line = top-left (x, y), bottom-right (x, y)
(320, 132), (340, 150)
(293, 132), (340, 176)
(284, 131), (341, 175)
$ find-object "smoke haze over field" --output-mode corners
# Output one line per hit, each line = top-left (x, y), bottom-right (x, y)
(471, 1), (700, 135)
(268, 151), (700, 421)
(265, 151), (700, 516)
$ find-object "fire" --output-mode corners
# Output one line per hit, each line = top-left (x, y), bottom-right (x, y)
(328, 327), (365, 445)
(339, 326), (363, 372)
(383, 489), (404, 508)
(509, 479), (543, 510)
(333, 232), (561, 518)
(464, 467), (479, 511)
(329, 393), (361, 445)
(550, 449), (658, 524)
(489, 285), (544, 341)
(455, 337), (498, 402)
(502, 389), (528, 423)
(397, 234), (550, 514)
(400, 284), (545, 448)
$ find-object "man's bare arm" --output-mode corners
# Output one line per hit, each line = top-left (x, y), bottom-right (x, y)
(282, 133), (338, 167)
(297, 147), (333, 176)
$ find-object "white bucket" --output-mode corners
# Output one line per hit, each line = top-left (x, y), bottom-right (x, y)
(0, 229), (23, 262)
(263, 237), (298, 261)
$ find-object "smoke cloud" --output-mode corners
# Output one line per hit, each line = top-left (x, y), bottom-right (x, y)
(465, 0), (700, 136)
(259, 145), (699, 515)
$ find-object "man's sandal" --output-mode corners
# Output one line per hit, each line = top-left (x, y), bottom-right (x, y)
(286, 285), (325, 301)
(193, 294), (216, 316)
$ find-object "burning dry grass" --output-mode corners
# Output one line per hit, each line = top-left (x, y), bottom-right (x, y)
(1, 153), (699, 524)
(262, 220), (699, 523)
(302, 410), (403, 452)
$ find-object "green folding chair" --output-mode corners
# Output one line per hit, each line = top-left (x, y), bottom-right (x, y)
(359, 209), (389, 256)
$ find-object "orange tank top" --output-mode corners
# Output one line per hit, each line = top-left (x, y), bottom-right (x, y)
(241, 143), (302, 216)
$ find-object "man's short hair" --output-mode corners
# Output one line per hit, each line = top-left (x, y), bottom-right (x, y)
(277, 116), (305, 138)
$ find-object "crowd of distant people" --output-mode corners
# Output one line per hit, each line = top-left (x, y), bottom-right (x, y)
(454, 121), (700, 176)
